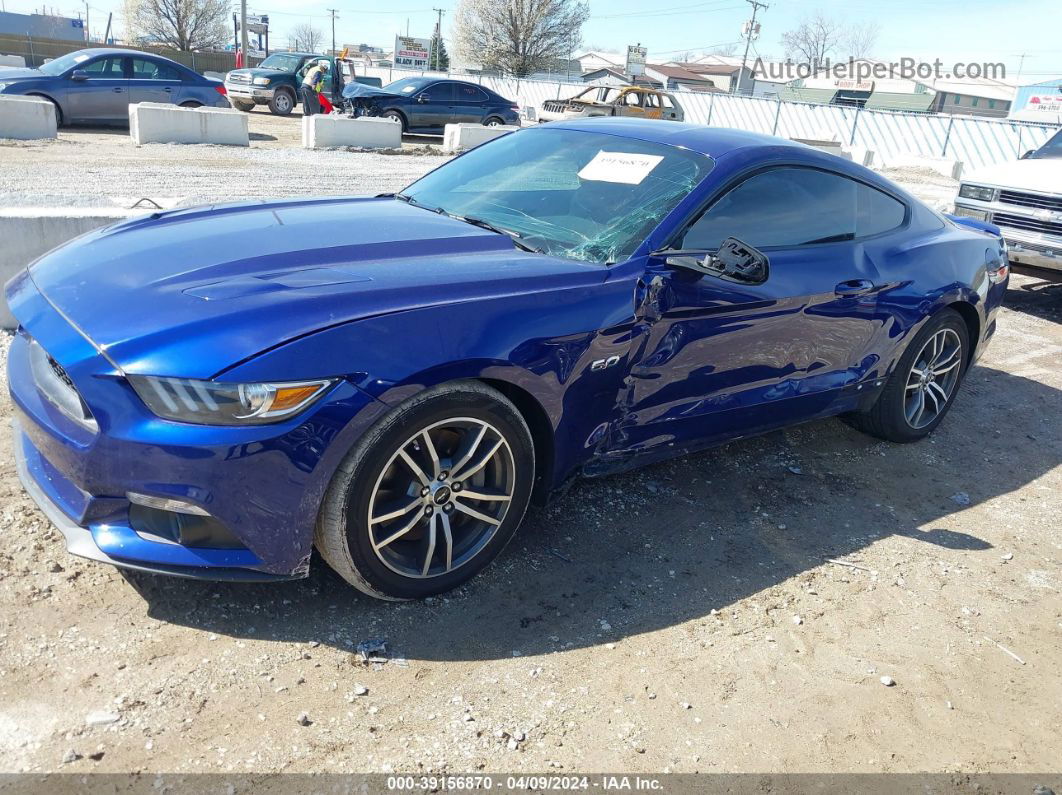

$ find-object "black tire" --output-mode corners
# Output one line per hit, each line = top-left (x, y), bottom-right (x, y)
(315, 381), (534, 600)
(382, 109), (407, 132)
(483, 115), (504, 127)
(845, 308), (970, 443)
(179, 101), (203, 109)
(231, 99), (254, 112)
(269, 88), (295, 116)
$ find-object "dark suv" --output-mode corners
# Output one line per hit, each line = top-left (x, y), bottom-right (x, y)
(372, 77), (520, 133)
(225, 52), (341, 115)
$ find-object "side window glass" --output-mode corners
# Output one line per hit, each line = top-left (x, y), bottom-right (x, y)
(131, 59), (180, 80)
(622, 92), (641, 106)
(661, 94), (676, 109)
(429, 83), (456, 102)
(644, 93), (661, 108)
(457, 84), (487, 102)
(82, 57), (124, 77)
(856, 184), (906, 236)
(681, 168), (859, 250)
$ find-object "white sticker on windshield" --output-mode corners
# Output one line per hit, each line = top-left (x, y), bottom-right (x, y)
(73, 54), (89, 63)
(578, 151), (664, 185)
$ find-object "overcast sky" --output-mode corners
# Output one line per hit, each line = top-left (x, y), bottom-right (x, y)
(4, 0), (1060, 83)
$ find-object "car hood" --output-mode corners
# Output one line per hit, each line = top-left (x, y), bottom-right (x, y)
(21, 197), (604, 379)
(227, 67), (292, 80)
(0, 68), (47, 82)
(963, 158), (1062, 194)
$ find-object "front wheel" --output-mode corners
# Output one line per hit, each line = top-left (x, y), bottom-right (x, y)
(846, 308), (970, 442)
(315, 382), (534, 600)
(269, 89), (295, 116)
(231, 99), (254, 112)
(381, 109), (407, 132)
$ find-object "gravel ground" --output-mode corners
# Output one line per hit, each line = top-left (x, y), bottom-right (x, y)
(0, 123), (1060, 775)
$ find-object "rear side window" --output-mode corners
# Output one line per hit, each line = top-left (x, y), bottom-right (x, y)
(681, 167), (904, 250)
(456, 84), (488, 102)
(131, 59), (181, 81)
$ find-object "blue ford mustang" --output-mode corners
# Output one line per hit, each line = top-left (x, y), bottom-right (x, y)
(6, 119), (1008, 599)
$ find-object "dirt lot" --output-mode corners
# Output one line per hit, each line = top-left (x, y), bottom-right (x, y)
(0, 122), (1060, 775)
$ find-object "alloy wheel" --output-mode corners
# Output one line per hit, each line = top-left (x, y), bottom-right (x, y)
(904, 328), (963, 429)
(275, 93), (293, 113)
(366, 417), (516, 579)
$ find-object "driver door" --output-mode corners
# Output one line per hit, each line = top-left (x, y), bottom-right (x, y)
(65, 55), (129, 122)
(619, 166), (901, 454)
(410, 81), (455, 131)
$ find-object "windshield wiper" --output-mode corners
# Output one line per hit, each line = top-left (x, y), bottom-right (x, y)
(450, 214), (542, 254)
(394, 193), (444, 213)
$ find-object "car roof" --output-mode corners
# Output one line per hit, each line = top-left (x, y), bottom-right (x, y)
(546, 117), (807, 159)
(67, 47), (191, 69)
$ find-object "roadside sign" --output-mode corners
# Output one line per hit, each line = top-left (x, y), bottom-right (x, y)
(626, 45), (647, 77)
(394, 35), (431, 69)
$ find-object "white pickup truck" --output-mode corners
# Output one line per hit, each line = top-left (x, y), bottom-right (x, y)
(952, 128), (1062, 272)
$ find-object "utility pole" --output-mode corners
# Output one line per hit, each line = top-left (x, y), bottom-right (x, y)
(738, 0), (767, 96)
(1014, 52), (1028, 82)
(83, 0), (89, 42)
(239, 0), (248, 63)
(327, 8), (338, 55)
(432, 7), (445, 70)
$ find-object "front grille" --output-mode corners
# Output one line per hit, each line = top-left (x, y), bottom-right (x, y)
(993, 212), (1062, 238)
(28, 338), (97, 430)
(999, 190), (1062, 213)
(227, 73), (251, 85)
(1010, 240), (1061, 255)
(542, 100), (567, 112)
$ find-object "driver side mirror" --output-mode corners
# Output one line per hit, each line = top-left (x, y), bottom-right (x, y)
(70, 69), (88, 81)
(415, 93), (429, 104)
(660, 237), (770, 284)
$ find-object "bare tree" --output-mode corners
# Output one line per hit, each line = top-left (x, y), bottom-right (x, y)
(707, 42), (739, 57)
(841, 21), (879, 59)
(123, 0), (228, 51)
(780, 12), (843, 65)
(291, 23), (324, 53)
(454, 0), (589, 77)
(782, 12), (881, 65)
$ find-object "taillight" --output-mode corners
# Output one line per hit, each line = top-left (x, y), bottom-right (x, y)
(987, 243), (1009, 284)
(215, 84), (227, 96)
(510, 104), (520, 110)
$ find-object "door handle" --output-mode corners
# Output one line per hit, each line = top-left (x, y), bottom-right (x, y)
(112, 87), (124, 93)
(834, 279), (876, 297)
(163, 87), (172, 92)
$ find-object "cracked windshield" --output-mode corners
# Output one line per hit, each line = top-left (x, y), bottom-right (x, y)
(400, 128), (714, 263)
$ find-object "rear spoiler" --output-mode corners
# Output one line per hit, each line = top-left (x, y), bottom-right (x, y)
(943, 212), (1002, 237)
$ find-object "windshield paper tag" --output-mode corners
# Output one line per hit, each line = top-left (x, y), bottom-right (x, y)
(578, 151), (664, 185)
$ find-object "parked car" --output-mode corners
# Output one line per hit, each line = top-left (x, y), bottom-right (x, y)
(952, 127), (1062, 272)
(0, 48), (228, 125)
(225, 52), (343, 115)
(8, 119), (1008, 599)
(539, 85), (684, 123)
(362, 76), (520, 133)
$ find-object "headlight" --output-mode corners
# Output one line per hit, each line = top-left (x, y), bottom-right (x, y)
(252, 76), (271, 86)
(0, 82), (12, 92)
(958, 184), (996, 202)
(129, 376), (334, 425)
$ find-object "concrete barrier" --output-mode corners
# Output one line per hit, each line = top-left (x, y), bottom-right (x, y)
(0, 95), (57, 141)
(0, 55), (27, 68)
(301, 114), (402, 149)
(887, 153), (964, 181)
(442, 123), (519, 153)
(129, 102), (249, 146)
(0, 207), (152, 328)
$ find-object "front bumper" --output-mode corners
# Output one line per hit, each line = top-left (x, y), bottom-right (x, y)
(6, 319), (379, 581)
(13, 419), (300, 582)
(224, 82), (275, 102)
(953, 198), (1062, 272)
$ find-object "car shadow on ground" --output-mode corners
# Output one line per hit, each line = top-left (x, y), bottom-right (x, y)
(122, 363), (1061, 662)
(1007, 267), (1062, 324)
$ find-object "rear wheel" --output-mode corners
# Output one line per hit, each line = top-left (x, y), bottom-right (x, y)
(231, 99), (254, 112)
(846, 309), (969, 442)
(484, 115), (504, 127)
(269, 88), (295, 116)
(315, 382), (534, 600)
(179, 101), (203, 109)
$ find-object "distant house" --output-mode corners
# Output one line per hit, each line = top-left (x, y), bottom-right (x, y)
(0, 10), (86, 42)
(580, 67), (662, 88)
(776, 58), (1015, 117)
(1009, 77), (1062, 122)
(573, 50), (625, 74)
(643, 64), (723, 93)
